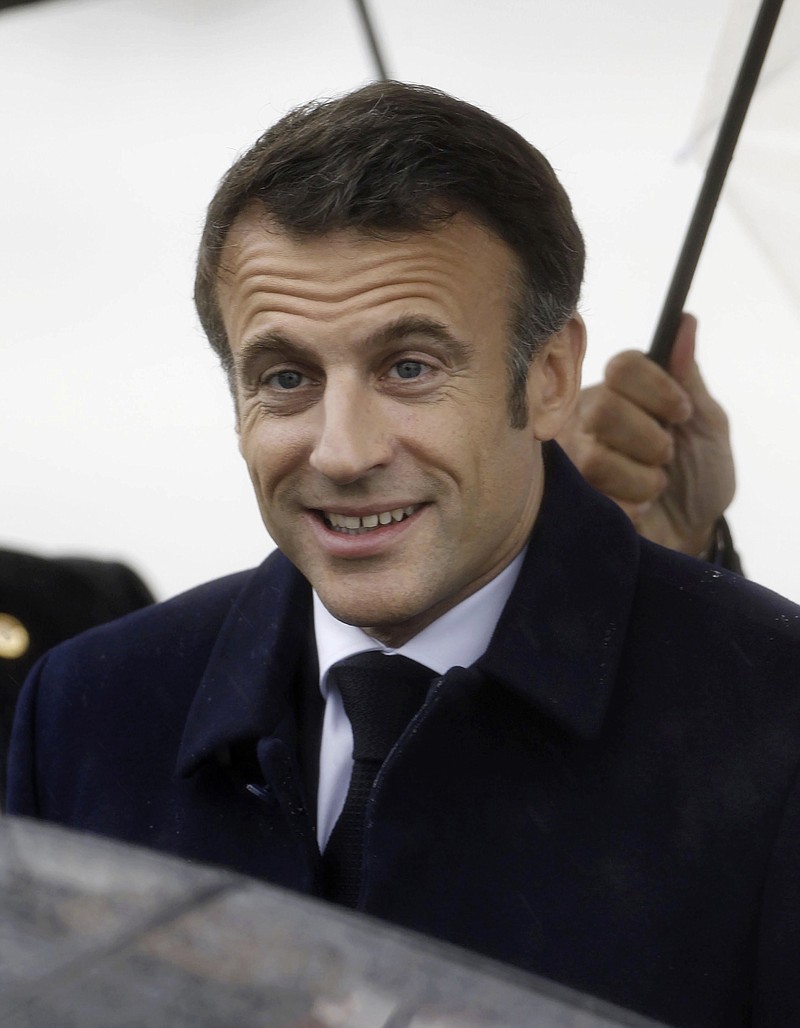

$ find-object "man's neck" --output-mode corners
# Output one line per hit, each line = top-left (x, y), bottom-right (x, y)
(313, 546), (527, 681)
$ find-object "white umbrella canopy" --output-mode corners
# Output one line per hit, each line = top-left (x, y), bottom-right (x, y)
(1, 0), (798, 600)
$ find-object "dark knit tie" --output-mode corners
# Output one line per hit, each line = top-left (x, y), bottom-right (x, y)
(322, 651), (434, 907)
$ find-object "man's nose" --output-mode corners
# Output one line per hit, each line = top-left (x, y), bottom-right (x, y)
(309, 380), (394, 484)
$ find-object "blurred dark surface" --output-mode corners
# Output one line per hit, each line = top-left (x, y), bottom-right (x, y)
(0, 816), (669, 1027)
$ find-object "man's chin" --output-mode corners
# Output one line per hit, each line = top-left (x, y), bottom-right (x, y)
(315, 589), (433, 647)
(321, 598), (411, 632)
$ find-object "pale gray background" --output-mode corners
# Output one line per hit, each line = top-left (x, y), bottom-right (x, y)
(1, 0), (797, 601)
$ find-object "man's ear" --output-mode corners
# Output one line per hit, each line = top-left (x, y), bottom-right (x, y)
(526, 314), (586, 440)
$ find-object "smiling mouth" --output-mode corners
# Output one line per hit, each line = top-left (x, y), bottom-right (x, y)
(321, 505), (421, 535)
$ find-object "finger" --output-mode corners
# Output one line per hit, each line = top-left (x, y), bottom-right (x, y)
(605, 350), (692, 425)
(579, 444), (668, 505)
(665, 312), (697, 383)
(583, 389), (676, 465)
(667, 313), (729, 431)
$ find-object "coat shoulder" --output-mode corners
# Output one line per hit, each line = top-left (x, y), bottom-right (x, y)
(638, 541), (800, 639)
(632, 542), (800, 706)
(25, 550), (296, 696)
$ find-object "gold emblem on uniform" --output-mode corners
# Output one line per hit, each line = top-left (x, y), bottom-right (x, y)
(0, 613), (30, 660)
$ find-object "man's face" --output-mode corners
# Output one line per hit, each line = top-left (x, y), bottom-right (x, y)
(218, 209), (582, 646)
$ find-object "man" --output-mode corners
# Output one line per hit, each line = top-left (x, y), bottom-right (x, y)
(8, 83), (797, 1026)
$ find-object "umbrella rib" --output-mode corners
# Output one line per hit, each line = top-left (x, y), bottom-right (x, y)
(648, 0), (786, 366)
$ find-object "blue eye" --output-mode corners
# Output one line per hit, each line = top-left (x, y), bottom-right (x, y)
(393, 360), (425, 379)
(270, 370), (305, 390)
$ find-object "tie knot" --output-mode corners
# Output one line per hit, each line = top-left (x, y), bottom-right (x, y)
(328, 651), (434, 762)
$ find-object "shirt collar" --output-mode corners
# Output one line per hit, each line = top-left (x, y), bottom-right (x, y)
(313, 546), (527, 694)
(177, 443), (642, 779)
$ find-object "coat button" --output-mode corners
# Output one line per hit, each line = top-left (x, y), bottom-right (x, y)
(0, 613), (30, 660)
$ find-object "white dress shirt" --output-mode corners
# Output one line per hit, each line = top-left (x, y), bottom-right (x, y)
(313, 548), (526, 849)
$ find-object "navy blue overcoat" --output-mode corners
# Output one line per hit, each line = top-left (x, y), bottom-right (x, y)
(8, 445), (800, 1027)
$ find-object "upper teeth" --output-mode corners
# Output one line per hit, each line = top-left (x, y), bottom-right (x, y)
(325, 506), (418, 531)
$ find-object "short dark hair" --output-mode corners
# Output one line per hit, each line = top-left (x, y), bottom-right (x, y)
(195, 81), (584, 428)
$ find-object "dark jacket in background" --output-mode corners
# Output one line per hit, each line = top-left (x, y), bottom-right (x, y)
(0, 549), (154, 802)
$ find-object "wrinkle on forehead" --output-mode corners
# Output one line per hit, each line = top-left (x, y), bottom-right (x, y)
(219, 210), (513, 296)
(228, 257), (468, 308)
(217, 211), (518, 347)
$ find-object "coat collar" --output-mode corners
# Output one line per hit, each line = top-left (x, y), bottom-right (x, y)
(176, 549), (312, 777)
(476, 442), (640, 739)
(177, 442), (640, 775)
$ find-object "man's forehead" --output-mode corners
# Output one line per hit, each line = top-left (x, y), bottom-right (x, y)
(215, 208), (520, 356)
(218, 204), (514, 277)
(222, 212), (514, 297)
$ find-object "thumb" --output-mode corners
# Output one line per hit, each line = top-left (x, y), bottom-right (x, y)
(667, 312), (697, 387)
(667, 313), (723, 421)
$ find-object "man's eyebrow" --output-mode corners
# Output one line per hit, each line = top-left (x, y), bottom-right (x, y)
(235, 316), (473, 376)
(234, 333), (302, 379)
(367, 315), (473, 362)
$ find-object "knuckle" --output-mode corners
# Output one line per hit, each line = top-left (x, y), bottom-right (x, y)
(604, 350), (642, 388)
(579, 447), (613, 489)
(653, 431), (675, 464)
(589, 391), (623, 433)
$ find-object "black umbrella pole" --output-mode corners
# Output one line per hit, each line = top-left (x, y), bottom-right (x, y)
(648, 0), (785, 367)
(353, 0), (390, 81)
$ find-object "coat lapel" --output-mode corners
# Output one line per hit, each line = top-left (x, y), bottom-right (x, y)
(175, 550), (313, 777)
(478, 443), (640, 740)
(177, 442), (640, 770)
